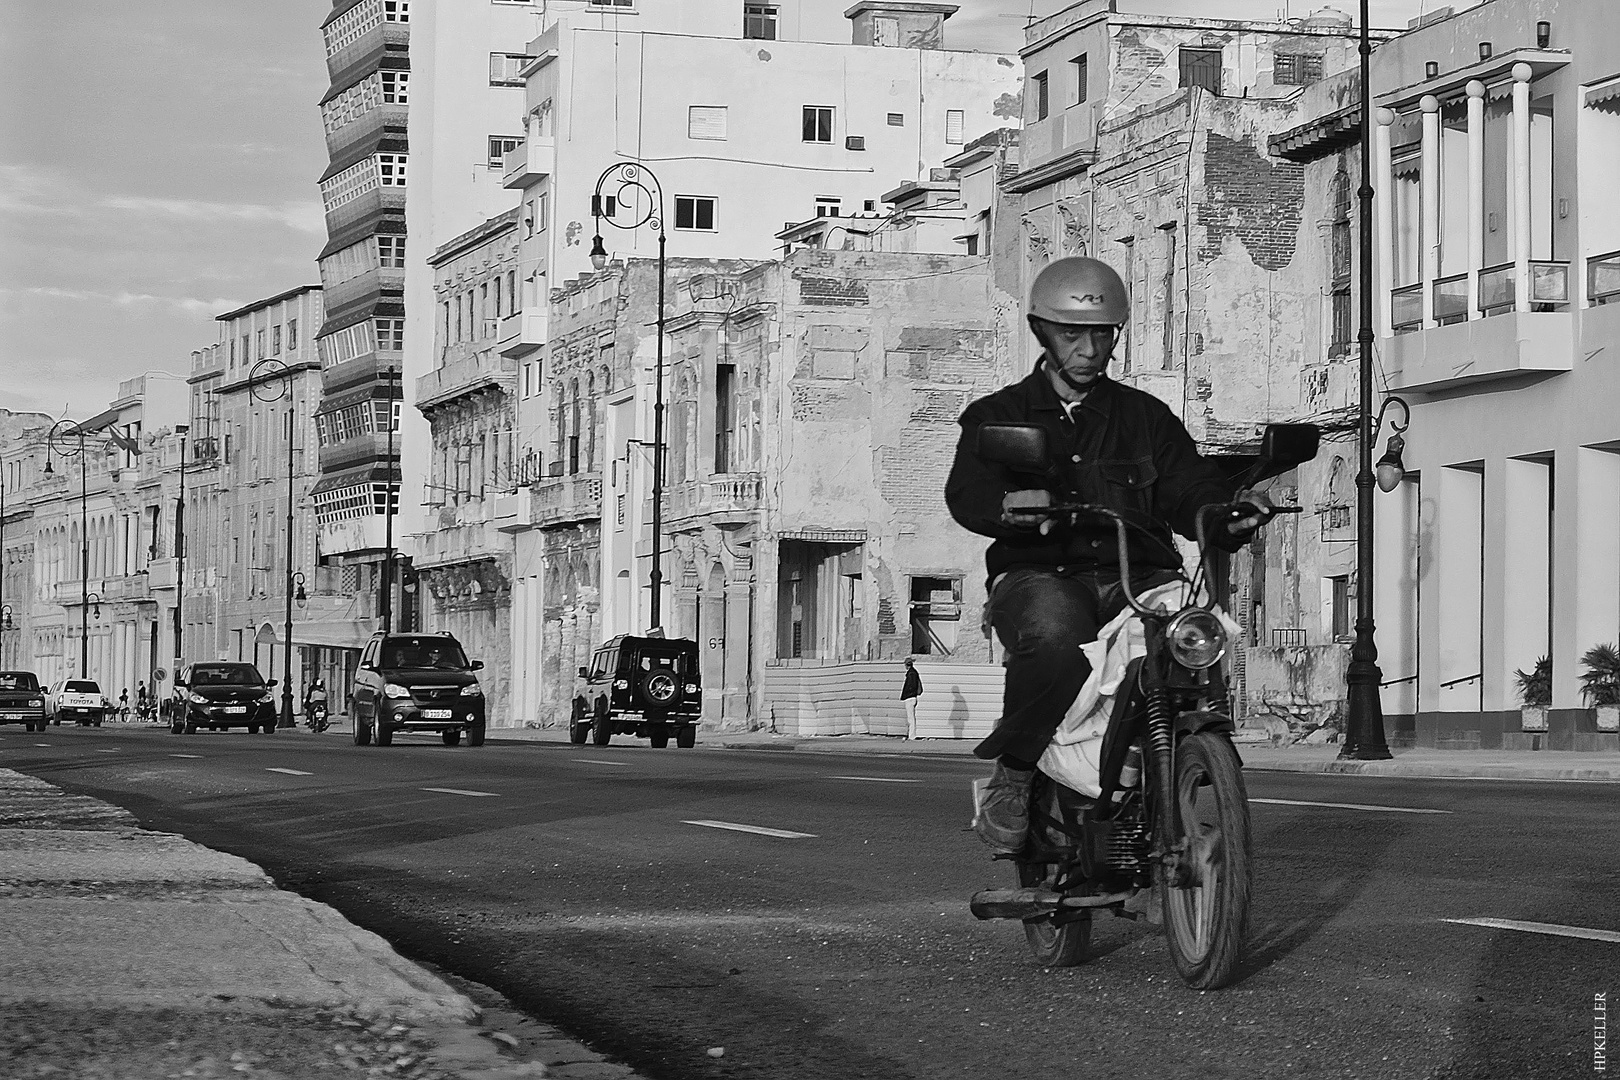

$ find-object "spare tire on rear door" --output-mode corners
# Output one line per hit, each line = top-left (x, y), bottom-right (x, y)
(641, 669), (678, 707)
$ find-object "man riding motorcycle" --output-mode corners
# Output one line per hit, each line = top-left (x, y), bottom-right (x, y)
(945, 256), (1273, 855)
(303, 677), (329, 730)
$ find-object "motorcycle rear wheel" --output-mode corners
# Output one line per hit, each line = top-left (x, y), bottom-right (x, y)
(1017, 862), (1090, 967)
(1161, 731), (1252, 990)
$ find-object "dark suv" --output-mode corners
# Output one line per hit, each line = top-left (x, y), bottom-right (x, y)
(351, 632), (486, 747)
(574, 634), (701, 748)
(171, 663), (279, 734)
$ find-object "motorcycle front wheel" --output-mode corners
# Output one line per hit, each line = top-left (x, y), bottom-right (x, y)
(1161, 731), (1252, 990)
(1017, 861), (1090, 967)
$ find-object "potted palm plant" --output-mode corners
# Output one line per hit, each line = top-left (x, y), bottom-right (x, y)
(1578, 643), (1620, 733)
(1514, 655), (1551, 732)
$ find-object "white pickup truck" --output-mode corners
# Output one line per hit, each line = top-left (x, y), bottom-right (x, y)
(48, 679), (108, 727)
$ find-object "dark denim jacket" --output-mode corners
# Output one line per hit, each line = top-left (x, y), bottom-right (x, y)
(945, 362), (1243, 582)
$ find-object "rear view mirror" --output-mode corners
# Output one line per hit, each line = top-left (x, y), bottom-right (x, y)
(267, 679), (278, 688)
(1260, 423), (1320, 472)
(471, 659), (484, 671)
(978, 423), (1050, 472)
(578, 666), (589, 679)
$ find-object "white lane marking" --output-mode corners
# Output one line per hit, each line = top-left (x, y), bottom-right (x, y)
(96, 749), (120, 754)
(422, 787), (499, 797)
(683, 819), (817, 839)
(1442, 917), (1620, 944)
(1250, 796), (1452, 815)
(267, 767), (313, 776)
(827, 775), (919, 784)
(170, 754), (202, 759)
(572, 759), (629, 767)
(35, 743), (53, 747)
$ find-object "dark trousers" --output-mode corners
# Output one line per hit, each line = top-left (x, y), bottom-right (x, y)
(975, 566), (1178, 763)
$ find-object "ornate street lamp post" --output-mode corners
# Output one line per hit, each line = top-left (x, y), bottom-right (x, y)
(250, 358), (301, 727)
(590, 161), (667, 631)
(45, 420), (91, 678)
(1342, 1), (1413, 760)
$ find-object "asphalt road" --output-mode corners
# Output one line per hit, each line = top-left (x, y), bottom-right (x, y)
(3, 725), (1614, 1080)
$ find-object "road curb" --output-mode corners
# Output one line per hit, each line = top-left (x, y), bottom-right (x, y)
(1242, 758), (1620, 782)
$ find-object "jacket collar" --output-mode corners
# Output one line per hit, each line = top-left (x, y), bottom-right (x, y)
(1026, 358), (1115, 423)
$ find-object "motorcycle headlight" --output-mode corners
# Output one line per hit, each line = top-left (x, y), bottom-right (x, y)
(188, 691), (208, 704)
(1166, 609), (1227, 670)
(460, 683), (483, 697)
(384, 683), (412, 699)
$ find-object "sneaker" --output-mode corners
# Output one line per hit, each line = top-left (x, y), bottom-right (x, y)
(972, 761), (1034, 854)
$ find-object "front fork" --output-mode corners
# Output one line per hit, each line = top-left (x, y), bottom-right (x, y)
(1144, 684), (1191, 887)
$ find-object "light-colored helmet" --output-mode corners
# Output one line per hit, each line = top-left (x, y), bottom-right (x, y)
(1028, 257), (1129, 326)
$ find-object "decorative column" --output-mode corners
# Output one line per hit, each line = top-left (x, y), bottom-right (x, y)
(1374, 108), (1396, 337)
(1512, 62), (1533, 311)
(1419, 95), (1441, 328)
(1466, 80), (1486, 319)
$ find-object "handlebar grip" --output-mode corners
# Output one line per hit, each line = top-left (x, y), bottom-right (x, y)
(1269, 506), (1303, 514)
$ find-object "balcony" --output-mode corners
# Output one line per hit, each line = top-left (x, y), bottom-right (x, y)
(1432, 274), (1468, 326)
(1588, 249), (1620, 306)
(1384, 308), (1572, 394)
(498, 310), (549, 358)
(531, 475), (602, 529)
(416, 349), (516, 411)
(667, 473), (764, 527)
(1391, 283), (1423, 333)
(414, 502), (506, 569)
(492, 489), (536, 533)
(502, 137), (554, 190)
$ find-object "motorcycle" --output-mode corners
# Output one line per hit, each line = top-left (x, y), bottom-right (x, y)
(304, 696), (330, 733)
(969, 421), (1318, 990)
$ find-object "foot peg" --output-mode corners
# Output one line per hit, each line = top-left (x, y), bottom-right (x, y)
(970, 887), (1062, 920)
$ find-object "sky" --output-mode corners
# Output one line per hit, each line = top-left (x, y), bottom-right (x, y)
(0, 0), (1435, 420)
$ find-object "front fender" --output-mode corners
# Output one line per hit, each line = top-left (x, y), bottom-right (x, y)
(1174, 709), (1235, 740)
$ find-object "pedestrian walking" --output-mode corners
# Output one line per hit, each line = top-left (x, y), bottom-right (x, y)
(901, 657), (923, 739)
(118, 687), (130, 722)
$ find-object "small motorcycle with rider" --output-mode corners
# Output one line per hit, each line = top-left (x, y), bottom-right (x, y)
(303, 679), (330, 733)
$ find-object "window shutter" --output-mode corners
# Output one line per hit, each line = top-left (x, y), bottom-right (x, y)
(945, 110), (964, 145)
(688, 105), (727, 141)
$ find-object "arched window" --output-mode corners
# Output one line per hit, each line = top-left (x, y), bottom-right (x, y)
(1329, 168), (1352, 358)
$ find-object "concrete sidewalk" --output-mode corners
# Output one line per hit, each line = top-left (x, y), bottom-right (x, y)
(0, 767), (647, 1080)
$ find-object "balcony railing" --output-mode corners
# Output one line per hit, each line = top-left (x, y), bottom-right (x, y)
(1589, 249), (1620, 306)
(531, 475), (602, 528)
(1391, 283), (1423, 333)
(1479, 260), (1570, 317)
(1477, 262), (1515, 316)
(668, 474), (764, 523)
(1432, 273), (1467, 325)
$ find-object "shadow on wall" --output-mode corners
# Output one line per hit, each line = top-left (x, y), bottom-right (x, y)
(759, 660), (1001, 738)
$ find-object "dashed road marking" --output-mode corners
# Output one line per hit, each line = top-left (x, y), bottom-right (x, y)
(34, 743), (53, 747)
(422, 787), (499, 797)
(827, 775), (919, 784)
(1250, 796), (1452, 815)
(95, 749), (120, 754)
(170, 754), (202, 759)
(572, 759), (629, 767)
(267, 767), (313, 776)
(1442, 917), (1620, 944)
(683, 819), (817, 839)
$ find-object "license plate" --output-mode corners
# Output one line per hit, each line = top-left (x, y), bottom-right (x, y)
(224, 706), (247, 714)
(1, 713), (24, 719)
(422, 709), (453, 719)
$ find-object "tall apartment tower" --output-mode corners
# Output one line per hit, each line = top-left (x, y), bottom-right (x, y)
(312, 0), (411, 646)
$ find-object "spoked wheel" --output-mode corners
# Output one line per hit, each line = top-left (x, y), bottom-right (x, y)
(1016, 861), (1091, 967)
(1161, 732), (1252, 990)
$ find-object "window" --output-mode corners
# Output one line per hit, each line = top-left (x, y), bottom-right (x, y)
(377, 153), (406, 186)
(381, 70), (408, 104)
(240, 334), (249, 361)
(1179, 47), (1223, 94)
(272, 325), (282, 354)
(487, 135), (520, 167)
(802, 106), (833, 143)
(1329, 171), (1353, 357)
(376, 318), (404, 351)
(1274, 52), (1324, 86)
(945, 109), (964, 145)
(1329, 575), (1351, 641)
(964, 235), (979, 256)
(910, 576), (961, 655)
(586, 0), (634, 6)
(287, 319), (298, 350)
(256, 328), (266, 359)
(887, 112), (904, 126)
(743, 4), (777, 39)
(674, 195), (717, 231)
(814, 195), (840, 218)
(1033, 70), (1049, 121)
(536, 190), (548, 231)
(376, 234), (405, 268)
(714, 363), (735, 473)
(688, 105), (728, 141)
(489, 53), (527, 87)
(1071, 53), (1088, 104)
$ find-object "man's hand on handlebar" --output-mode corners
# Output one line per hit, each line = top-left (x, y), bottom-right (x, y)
(1227, 489), (1277, 539)
(1001, 489), (1055, 533)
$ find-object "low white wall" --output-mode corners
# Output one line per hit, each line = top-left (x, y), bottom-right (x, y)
(760, 660), (1002, 740)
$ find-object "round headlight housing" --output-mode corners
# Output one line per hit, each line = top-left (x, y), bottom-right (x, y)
(1166, 609), (1227, 670)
